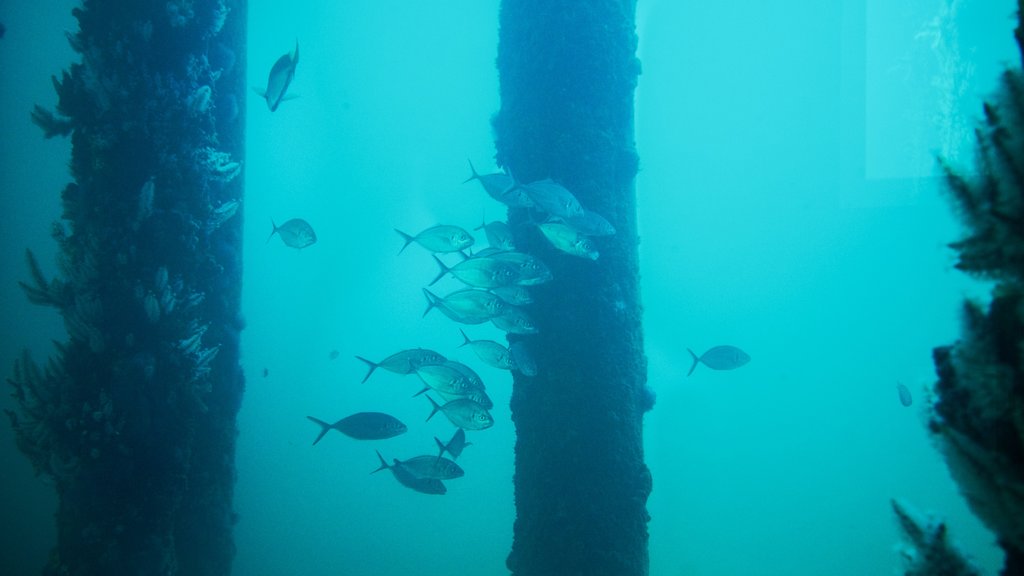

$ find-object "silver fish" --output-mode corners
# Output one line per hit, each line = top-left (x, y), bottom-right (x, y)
(487, 251), (553, 285)
(561, 209), (616, 236)
(306, 412), (406, 444)
(492, 306), (538, 334)
(490, 285), (534, 305)
(422, 288), (506, 324)
(459, 329), (515, 370)
(372, 451), (446, 495)
(896, 382), (913, 407)
(687, 345), (750, 376)
(518, 178), (584, 219)
(396, 225), (474, 254)
(260, 41), (298, 112)
(537, 222), (598, 260)
(431, 255), (520, 288)
(426, 395), (494, 430)
(510, 340), (538, 376)
(435, 428), (471, 460)
(268, 218), (317, 249)
(415, 363), (480, 396)
(464, 160), (532, 207)
(476, 220), (516, 251)
(356, 348), (447, 383)
(395, 455), (465, 480)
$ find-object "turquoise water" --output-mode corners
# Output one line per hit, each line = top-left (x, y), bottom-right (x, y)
(0, 1), (1015, 574)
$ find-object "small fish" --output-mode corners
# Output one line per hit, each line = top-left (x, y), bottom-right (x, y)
(430, 255), (520, 288)
(517, 178), (584, 219)
(268, 218), (317, 249)
(561, 209), (616, 236)
(435, 428), (472, 460)
(328, 349), (340, 360)
(415, 363), (480, 396)
(537, 222), (598, 260)
(492, 306), (538, 334)
(687, 345), (750, 376)
(486, 251), (553, 285)
(510, 341), (538, 376)
(425, 395), (494, 430)
(458, 329), (515, 370)
(395, 225), (474, 254)
(491, 285), (534, 305)
(372, 451), (446, 495)
(394, 455), (465, 480)
(257, 41), (299, 112)
(262, 367), (269, 378)
(356, 348), (447, 383)
(476, 220), (516, 251)
(306, 412), (407, 444)
(896, 382), (913, 407)
(464, 161), (529, 206)
(423, 288), (506, 323)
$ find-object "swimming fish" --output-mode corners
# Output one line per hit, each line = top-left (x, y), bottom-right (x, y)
(430, 255), (520, 288)
(476, 220), (516, 251)
(492, 306), (538, 334)
(425, 395), (494, 430)
(491, 285), (534, 306)
(423, 287), (506, 324)
(328, 349), (340, 360)
(415, 363), (480, 396)
(464, 161), (530, 207)
(537, 222), (598, 260)
(435, 428), (471, 460)
(268, 218), (316, 249)
(518, 178), (584, 219)
(393, 455), (465, 480)
(395, 225), (474, 254)
(896, 382), (913, 407)
(561, 209), (616, 236)
(306, 412), (407, 444)
(356, 348), (447, 383)
(687, 345), (750, 376)
(486, 251), (553, 285)
(458, 329), (515, 370)
(372, 451), (446, 495)
(258, 41), (298, 112)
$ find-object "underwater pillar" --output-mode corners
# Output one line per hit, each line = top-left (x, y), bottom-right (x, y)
(7, 1), (246, 574)
(493, 1), (651, 575)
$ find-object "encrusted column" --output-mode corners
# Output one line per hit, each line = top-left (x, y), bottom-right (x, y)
(493, 1), (651, 575)
(7, 1), (246, 574)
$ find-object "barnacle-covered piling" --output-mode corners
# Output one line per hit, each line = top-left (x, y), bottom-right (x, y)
(930, 6), (1024, 574)
(10, 1), (247, 574)
(494, 1), (651, 575)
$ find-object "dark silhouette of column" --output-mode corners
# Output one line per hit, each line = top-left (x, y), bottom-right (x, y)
(493, 2), (651, 575)
(8, 1), (246, 574)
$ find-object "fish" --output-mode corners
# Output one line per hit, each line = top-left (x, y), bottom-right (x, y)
(492, 306), (538, 334)
(561, 209), (616, 236)
(537, 222), (598, 260)
(425, 395), (494, 430)
(436, 428), (471, 460)
(268, 218), (316, 249)
(459, 329), (515, 370)
(491, 285), (534, 305)
(356, 348), (447, 383)
(687, 345), (750, 376)
(486, 251), (553, 285)
(257, 41), (299, 112)
(896, 382), (913, 407)
(430, 255), (520, 288)
(328, 349), (340, 360)
(510, 341), (538, 376)
(476, 220), (516, 251)
(517, 178), (584, 219)
(372, 451), (446, 495)
(422, 288), (506, 324)
(464, 160), (531, 207)
(395, 225), (474, 254)
(415, 363), (480, 396)
(306, 412), (407, 444)
(393, 455), (465, 480)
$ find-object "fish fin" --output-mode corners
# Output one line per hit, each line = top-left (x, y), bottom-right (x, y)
(251, 86), (267, 98)
(266, 219), (278, 243)
(279, 93), (300, 102)
(434, 436), (447, 458)
(429, 255), (450, 286)
(395, 228), (415, 254)
(463, 159), (480, 184)
(458, 328), (472, 348)
(425, 395), (442, 422)
(306, 416), (332, 445)
(354, 355), (378, 383)
(291, 39), (299, 65)
(422, 288), (438, 317)
(371, 450), (389, 474)
(412, 386), (430, 397)
(686, 348), (700, 377)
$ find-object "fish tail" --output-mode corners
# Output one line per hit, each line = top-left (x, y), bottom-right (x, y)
(394, 228), (415, 254)
(266, 219), (278, 243)
(458, 328), (472, 348)
(429, 255), (450, 286)
(434, 436), (447, 459)
(355, 355), (378, 383)
(425, 395), (442, 422)
(371, 450), (389, 474)
(462, 159), (480, 184)
(422, 288), (439, 318)
(686, 348), (700, 377)
(292, 39), (299, 65)
(306, 416), (332, 446)
(412, 386), (430, 397)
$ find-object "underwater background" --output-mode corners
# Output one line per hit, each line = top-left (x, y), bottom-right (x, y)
(0, 0), (1017, 574)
